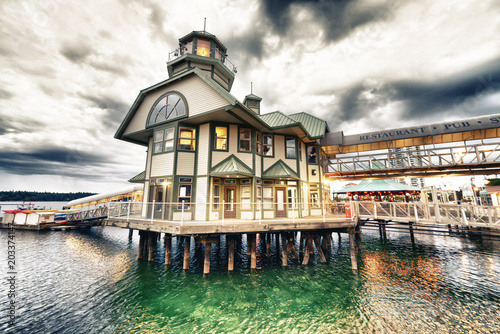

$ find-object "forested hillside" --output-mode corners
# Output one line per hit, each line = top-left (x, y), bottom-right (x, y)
(0, 191), (96, 202)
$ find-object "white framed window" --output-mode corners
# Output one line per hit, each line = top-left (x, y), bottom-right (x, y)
(263, 186), (273, 209)
(214, 126), (228, 150)
(263, 134), (273, 156)
(241, 185), (251, 210)
(213, 184), (220, 209)
(287, 188), (297, 208)
(239, 128), (251, 152)
(178, 128), (196, 151)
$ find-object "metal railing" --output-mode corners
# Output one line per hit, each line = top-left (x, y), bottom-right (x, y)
(168, 43), (237, 73)
(107, 201), (355, 224)
(328, 141), (500, 176)
(67, 206), (108, 222)
(353, 201), (500, 228)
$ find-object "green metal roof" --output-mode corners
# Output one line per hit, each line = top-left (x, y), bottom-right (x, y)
(243, 93), (262, 101)
(129, 171), (146, 183)
(259, 111), (297, 128)
(289, 112), (329, 138)
(334, 179), (421, 193)
(210, 155), (253, 176)
(262, 160), (298, 179)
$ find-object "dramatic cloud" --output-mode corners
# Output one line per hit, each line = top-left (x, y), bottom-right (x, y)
(0, 0), (499, 192)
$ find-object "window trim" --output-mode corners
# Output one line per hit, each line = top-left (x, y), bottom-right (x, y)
(256, 131), (262, 155)
(307, 145), (318, 164)
(146, 91), (188, 127)
(153, 127), (176, 155)
(285, 137), (297, 159)
(238, 127), (252, 153)
(213, 125), (228, 151)
(178, 127), (197, 151)
(262, 133), (274, 157)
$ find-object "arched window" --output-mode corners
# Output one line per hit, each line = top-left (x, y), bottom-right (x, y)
(147, 93), (186, 126)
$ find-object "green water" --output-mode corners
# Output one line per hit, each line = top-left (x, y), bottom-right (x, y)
(1, 226), (499, 333)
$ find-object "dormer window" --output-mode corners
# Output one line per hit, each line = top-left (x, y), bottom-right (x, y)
(147, 93), (186, 126)
(196, 39), (211, 57)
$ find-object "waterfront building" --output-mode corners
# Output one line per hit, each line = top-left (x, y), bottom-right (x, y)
(115, 30), (331, 221)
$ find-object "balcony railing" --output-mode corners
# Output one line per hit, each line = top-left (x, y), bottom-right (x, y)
(107, 201), (354, 224)
(168, 43), (237, 73)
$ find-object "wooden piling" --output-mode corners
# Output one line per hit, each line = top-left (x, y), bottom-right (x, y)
(250, 234), (257, 270)
(165, 234), (172, 265)
(128, 229), (133, 238)
(349, 229), (358, 272)
(302, 236), (314, 265)
(281, 234), (288, 266)
(148, 232), (156, 262)
(247, 234), (252, 256)
(204, 243), (211, 275)
(137, 231), (145, 259)
(266, 233), (271, 257)
(183, 236), (191, 270)
(409, 222), (415, 246)
(289, 235), (298, 260)
(313, 236), (327, 263)
(228, 237), (235, 271)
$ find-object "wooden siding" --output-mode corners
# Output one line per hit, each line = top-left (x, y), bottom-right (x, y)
(195, 177), (208, 220)
(177, 152), (195, 175)
(213, 75), (229, 90)
(197, 123), (210, 175)
(145, 138), (152, 178)
(300, 141), (308, 182)
(263, 135), (296, 172)
(255, 155), (261, 178)
(173, 63), (188, 75)
(151, 153), (174, 177)
(211, 125), (253, 169)
(123, 75), (230, 135)
(308, 165), (320, 183)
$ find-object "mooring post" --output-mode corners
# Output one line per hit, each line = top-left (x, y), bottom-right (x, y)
(138, 231), (145, 259)
(228, 236), (235, 271)
(165, 234), (172, 265)
(349, 229), (358, 273)
(183, 236), (191, 270)
(204, 243), (211, 275)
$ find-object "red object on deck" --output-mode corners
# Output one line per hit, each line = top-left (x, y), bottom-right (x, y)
(345, 203), (352, 219)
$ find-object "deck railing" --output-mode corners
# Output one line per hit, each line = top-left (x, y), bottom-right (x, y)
(107, 201), (355, 224)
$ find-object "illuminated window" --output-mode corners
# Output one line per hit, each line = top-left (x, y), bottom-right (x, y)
(147, 93), (186, 126)
(263, 134), (273, 156)
(239, 128), (251, 151)
(286, 138), (296, 158)
(196, 39), (211, 57)
(214, 126), (228, 150)
(178, 128), (196, 151)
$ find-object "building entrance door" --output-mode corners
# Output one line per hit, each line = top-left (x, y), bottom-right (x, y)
(224, 186), (237, 219)
(275, 187), (287, 218)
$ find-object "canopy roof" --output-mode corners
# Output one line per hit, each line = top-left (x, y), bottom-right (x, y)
(262, 160), (299, 179)
(211, 155), (253, 177)
(334, 179), (420, 194)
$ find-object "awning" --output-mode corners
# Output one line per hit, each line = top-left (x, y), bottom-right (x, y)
(334, 179), (420, 193)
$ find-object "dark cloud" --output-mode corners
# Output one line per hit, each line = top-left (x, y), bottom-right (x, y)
(81, 93), (129, 128)
(0, 147), (108, 178)
(60, 42), (93, 62)
(0, 115), (45, 135)
(331, 58), (500, 127)
(261, 0), (395, 42)
(0, 88), (13, 100)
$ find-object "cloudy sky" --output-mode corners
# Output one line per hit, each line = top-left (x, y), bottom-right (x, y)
(1, 0), (499, 193)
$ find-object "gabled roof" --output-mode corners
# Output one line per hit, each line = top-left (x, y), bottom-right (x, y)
(115, 67), (237, 144)
(262, 160), (298, 179)
(259, 111), (297, 128)
(129, 171), (146, 183)
(289, 112), (329, 138)
(211, 155), (253, 176)
(334, 179), (420, 193)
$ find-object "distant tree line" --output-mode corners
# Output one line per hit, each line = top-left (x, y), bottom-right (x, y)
(0, 191), (96, 202)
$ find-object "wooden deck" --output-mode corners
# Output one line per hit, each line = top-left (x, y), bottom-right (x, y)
(105, 216), (356, 235)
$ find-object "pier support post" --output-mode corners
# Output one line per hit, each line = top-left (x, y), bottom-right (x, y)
(204, 243), (211, 275)
(250, 234), (257, 270)
(228, 236), (235, 271)
(129, 229), (133, 238)
(266, 233), (271, 257)
(247, 234), (252, 256)
(302, 234), (314, 265)
(313, 236), (327, 263)
(183, 237), (191, 270)
(409, 222), (415, 246)
(349, 229), (358, 273)
(281, 234), (288, 267)
(289, 234), (298, 260)
(138, 231), (145, 259)
(148, 232), (156, 262)
(165, 234), (172, 265)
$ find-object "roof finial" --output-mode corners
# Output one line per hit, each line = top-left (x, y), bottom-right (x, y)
(204, 17), (206, 32)
(251, 82), (253, 94)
